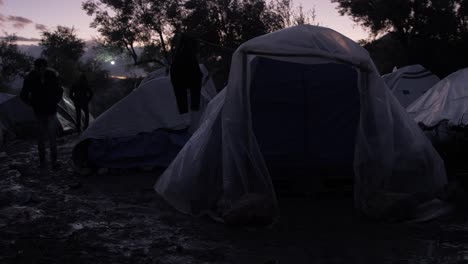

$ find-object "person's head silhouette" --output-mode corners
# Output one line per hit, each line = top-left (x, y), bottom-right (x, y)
(34, 58), (48, 74)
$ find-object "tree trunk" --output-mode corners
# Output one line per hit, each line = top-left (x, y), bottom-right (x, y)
(156, 25), (170, 65)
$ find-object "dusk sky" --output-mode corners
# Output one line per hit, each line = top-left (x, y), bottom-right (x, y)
(0, 0), (370, 43)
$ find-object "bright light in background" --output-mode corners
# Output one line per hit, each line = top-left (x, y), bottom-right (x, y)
(110, 75), (128, 80)
(110, 61), (115, 65)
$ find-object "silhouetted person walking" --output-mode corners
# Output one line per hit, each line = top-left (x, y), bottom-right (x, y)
(70, 73), (93, 132)
(170, 33), (202, 114)
(20, 58), (63, 169)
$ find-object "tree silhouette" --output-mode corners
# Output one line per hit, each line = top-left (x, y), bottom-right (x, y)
(332, 0), (468, 76)
(0, 35), (33, 92)
(83, 0), (146, 65)
(82, 0), (318, 85)
(40, 26), (86, 85)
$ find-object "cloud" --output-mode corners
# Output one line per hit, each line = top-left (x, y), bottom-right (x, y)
(0, 14), (5, 28)
(0, 0), (3, 6)
(7, 15), (33, 29)
(7, 16), (33, 24)
(14, 36), (40, 42)
(0, 35), (40, 42)
(35, 23), (47, 31)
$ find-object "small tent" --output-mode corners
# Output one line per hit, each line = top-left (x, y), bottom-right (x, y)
(0, 92), (90, 140)
(72, 65), (217, 169)
(154, 25), (447, 221)
(407, 68), (468, 127)
(382, 65), (440, 108)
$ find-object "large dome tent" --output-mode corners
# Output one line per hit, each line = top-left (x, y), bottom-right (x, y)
(154, 25), (447, 223)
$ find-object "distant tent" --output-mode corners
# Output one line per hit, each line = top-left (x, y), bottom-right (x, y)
(0, 92), (91, 140)
(139, 67), (170, 87)
(407, 68), (468, 126)
(72, 65), (217, 169)
(382, 65), (440, 108)
(154, 25), (447, 221)
(58, 95), (95, 132)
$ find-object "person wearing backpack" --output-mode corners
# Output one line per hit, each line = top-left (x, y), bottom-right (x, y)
(20, 58), (63, 169)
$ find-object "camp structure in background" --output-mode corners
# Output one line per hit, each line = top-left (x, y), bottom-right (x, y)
(0, 92), (92, 141)
(406, 68), (468, 175)
(407, 68), (468, 127)
(382, 65), (440, 108)
(154, 25), (447, 224)
(138, 67), (170, 87)
(72, 65), (217, 171)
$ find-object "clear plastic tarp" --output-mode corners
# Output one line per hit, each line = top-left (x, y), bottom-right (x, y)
(155, 25), (447, 220)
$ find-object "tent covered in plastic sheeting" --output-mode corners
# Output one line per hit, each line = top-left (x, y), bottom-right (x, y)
(0, 92), (91, 140)
(407, 68), (468, 127)
(154, 25), (447, 222)
(382, 65), (440, 108)
(72, 65), (217, 170)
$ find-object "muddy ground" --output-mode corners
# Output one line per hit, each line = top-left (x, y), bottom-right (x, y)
(1, 135), (468, 264)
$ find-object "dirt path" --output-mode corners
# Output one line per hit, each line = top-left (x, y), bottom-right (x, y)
(1, 136), (468, 263)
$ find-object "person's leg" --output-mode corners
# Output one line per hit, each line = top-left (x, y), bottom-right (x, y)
(47, 115), (59, 167)
(0, 128), (4, 153)
(35, 114), (47, 168)
(83, 104), (89, 130)
(171, 79), (189, 114)
(189, 82), (201, 111)
(75, 103), (82, 132)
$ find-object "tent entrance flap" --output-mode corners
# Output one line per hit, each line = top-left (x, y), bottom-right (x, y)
(250, 57), (360, 175)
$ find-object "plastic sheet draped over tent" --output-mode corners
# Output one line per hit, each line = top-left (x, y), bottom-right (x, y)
(407, 68), (468, 126)
(155, 25), (447, 220)
(0, 92), (89, 139)
(72, 65), (217, 169)
(382, 65), (440, 108)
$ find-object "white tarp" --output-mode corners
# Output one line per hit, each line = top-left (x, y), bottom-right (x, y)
(382, 65), (440, 108)
(155, 25), (447, 220)
(76, 65), (216, 141)
(407, 68), (468, 126)
(72, 64), (217, 169)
